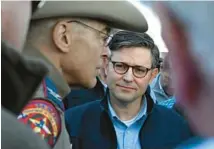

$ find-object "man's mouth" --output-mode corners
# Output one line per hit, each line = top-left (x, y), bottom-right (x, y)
(116, 84), (136, 90)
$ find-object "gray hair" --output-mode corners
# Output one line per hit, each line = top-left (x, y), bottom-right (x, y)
(108, 31), (160, 69)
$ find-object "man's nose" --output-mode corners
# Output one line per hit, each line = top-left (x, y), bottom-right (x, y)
(123, 68), (134, 82)
(100, 47), (110, 66)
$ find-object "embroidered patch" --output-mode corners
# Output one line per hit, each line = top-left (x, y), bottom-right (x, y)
(18, 99), (61, 147)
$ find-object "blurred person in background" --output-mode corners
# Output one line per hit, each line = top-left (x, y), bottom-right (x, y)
(157, 57), (163, 72)
(1, 1), (49, 149)
(65, 31), (193, 149)
(17, 1), (149, 148)
(149, 44), (161, 103)
(151, 53), (176, 108)
(151, 1), (214, 148)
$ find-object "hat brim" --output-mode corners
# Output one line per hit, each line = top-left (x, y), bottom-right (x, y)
(32, 1), (148, 33)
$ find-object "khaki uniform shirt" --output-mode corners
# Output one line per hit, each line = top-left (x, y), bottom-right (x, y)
(18, 46), (71, 149)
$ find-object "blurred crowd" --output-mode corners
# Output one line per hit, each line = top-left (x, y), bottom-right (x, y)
(1, 1), (214, 149)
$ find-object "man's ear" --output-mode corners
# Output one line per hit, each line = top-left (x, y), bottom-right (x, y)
(52, 21), (72, 53)
(149, 68), (159, 83)
(104, 62), (109, 76)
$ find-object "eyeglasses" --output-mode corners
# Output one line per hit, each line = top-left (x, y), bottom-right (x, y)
(110, 60), (152, 78)
(67, 20), (112, 47)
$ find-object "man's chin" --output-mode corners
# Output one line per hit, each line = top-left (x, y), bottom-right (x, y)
(83, 77), (97, 89)
(115, 93), (135, 102)
(69, 77), (97, 89)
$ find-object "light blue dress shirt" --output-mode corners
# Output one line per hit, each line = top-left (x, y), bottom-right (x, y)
(108, 97), (147, 149)
(159, 98), (176, 108)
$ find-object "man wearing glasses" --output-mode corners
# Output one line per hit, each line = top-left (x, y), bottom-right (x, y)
(65, 31), (193, 149)
(18, 1), (148, 149)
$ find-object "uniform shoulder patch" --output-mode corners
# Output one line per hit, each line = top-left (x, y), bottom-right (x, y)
(18, 99), (61, 147)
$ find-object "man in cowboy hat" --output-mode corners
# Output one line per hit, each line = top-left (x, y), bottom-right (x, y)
(18, 1), (148, 149)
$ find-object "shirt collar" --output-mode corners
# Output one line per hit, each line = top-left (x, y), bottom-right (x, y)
(99, 78), (108, 88)
(101, 87), (154, 115)
(108, 95), (147, 122)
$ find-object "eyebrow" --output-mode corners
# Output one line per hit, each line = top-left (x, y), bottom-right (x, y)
(111, 60), (148, 68)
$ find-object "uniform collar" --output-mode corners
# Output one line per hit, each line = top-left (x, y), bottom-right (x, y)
(23, 45), (70, 98)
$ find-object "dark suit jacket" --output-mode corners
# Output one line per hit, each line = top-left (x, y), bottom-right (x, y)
(65, 88), (193, 149)
(64, 78), (106, 109)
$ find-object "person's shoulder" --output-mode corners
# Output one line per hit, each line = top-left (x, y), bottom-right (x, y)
(153, 104), (186, 124)
(65, 100), (101, 117)
(2, 107), (50, 149)
(34, 77), (65, 111)
(18, 98), (61, 147)
(65, 100), (101, 135)
(159, 98), (176, 108)
(175, 137), (214, 149)
(154, 103), (182, 116)
(151, 105), (193, 140)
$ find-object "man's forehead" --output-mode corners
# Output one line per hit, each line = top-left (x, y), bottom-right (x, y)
(111, 48), (152, 64)
(78, 18), (110, 31)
